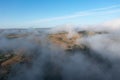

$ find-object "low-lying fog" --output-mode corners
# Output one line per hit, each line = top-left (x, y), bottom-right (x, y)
(0, 24), (120, 80)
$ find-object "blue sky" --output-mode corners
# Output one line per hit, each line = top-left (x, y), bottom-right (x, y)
(0, 0), (120, 28)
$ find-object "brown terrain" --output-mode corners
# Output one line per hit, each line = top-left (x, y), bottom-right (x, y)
(6, 33), (29, 39)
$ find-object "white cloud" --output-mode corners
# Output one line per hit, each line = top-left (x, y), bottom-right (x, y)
(102, 19), (120, 30)
(75, 4), (120, 14)
(1, 5), (120, 28)
(32, 5), (120, 23)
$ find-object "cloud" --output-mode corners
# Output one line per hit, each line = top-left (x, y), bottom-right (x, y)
(1, 5), (120, 28)
(75, 4), (120, 14)
(32, 5), (120, 23)
(102, 19), (120, 30)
